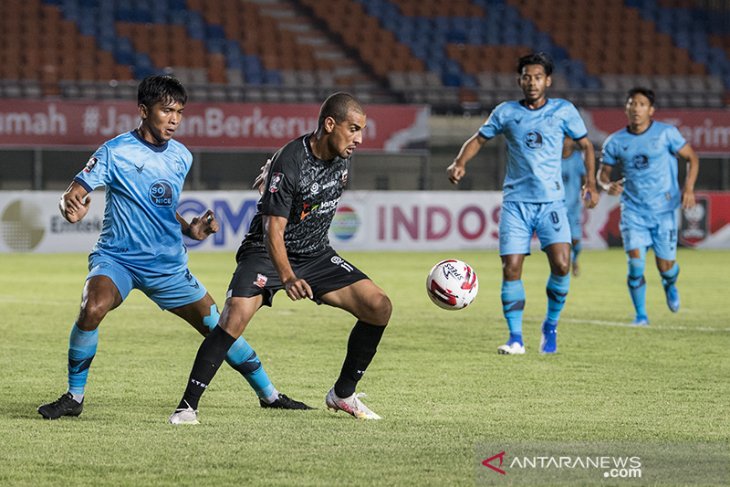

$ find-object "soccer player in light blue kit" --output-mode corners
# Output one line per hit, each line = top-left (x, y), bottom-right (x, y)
(562, 136), (587, 276)
(448, 53), (599, 355)
(599, 87), (699, 325)
(38, 75), (311, 419)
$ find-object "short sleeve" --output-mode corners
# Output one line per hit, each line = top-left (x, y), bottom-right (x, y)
(562, 103), (588, 140)
(601, 134), (618, 166)
(73, 145), (112, 192)
(478, 104), (504, 139)
(259, 149), (300, 218)
(665, 125), (687, 155)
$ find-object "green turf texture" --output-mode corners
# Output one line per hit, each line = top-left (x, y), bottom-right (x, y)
(1, 249), (728, 486)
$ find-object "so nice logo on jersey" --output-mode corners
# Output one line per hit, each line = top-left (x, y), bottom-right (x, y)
(149, 180), (174, 207)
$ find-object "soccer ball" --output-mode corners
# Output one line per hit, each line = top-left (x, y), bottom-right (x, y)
(426, 259), (479, 310)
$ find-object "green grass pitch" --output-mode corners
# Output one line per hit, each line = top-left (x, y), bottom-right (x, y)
(1, 249), (728, 486)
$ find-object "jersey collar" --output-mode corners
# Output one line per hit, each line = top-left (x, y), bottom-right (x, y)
(131, 129), (169, 152)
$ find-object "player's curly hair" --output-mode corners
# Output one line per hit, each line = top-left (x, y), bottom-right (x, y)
(317, 92), (364, 130)
(137, 75), (188, 108)
(516, 52), (554, 76)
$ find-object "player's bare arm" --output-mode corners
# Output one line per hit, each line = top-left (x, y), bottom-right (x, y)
(59, 181), (91, 223)
(263, 215), (313, 300)
(576, 136), (599, 208)
(177, 210), (218, 241)
(447, 133), (487, 184)
(677, 143), (700, 209)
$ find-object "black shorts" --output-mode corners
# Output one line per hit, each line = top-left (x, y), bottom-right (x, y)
(228, 246), (369, 306)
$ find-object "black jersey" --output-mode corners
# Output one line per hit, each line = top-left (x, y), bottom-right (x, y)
(241, 134), (350, 257)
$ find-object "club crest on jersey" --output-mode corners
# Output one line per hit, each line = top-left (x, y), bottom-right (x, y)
(524, 131), (544, 149)
(341, 169), (349, 187)
(84, 156), (98, 173)
(269, 172), (284, 193)
(254, 273), (268, 288)
(149, 179), (174, 207)
(633, 154), (649, 169)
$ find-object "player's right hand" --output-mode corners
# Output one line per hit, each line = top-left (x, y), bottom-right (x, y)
(447, 162), (465, 184)
(284, 277), (314, 301)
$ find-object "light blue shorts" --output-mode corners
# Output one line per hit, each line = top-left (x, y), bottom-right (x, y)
(87, 252), (207, 310)
(499, 201), (572, 256)
(620, 208), (678, 261)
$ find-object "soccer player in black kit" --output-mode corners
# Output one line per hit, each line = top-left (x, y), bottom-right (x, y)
(169, 93), (392, 423)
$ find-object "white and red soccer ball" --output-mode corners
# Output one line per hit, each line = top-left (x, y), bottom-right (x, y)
(426, 259), (479, 310)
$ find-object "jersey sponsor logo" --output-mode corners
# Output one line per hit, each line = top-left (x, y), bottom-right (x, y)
(149, 179), (174, 207)
(83, 156), (98, 173)
(632, 154), (649, 169)
(269, 172), (284, 193)
(524, 131), (544, 149)
(300, 202), (319, 221)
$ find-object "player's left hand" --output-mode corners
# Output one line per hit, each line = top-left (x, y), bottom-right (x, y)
(188, 209), (219, 240)
(682, 189), (696, 209)
(581, 183), (600, 209)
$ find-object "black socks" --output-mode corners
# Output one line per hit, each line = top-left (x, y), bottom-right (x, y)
(178, 325), (236, 410)
(334, 320), (386, 398)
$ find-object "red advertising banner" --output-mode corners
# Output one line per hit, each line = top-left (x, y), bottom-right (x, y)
(0, 99), (429, 152)
(582, 108), (730, 155)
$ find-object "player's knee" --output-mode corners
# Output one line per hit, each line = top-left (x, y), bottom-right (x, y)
(552, 260), (571, 276)
(77, 301), (109, 328)
(362, 291), (392, 326)
(656, 259), (675, 273)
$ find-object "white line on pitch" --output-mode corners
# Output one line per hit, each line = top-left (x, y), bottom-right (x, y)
(563, 318), (730, 333)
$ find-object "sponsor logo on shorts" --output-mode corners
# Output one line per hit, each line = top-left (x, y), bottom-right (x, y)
(269, 172), (284, 193)
(331, 255), (354, 272)
(254, 273), (268, 288)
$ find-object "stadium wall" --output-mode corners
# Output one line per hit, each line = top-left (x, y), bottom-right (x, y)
(1, 191), (729, 253)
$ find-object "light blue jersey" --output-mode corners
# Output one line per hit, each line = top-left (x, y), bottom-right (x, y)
(74, 130), (193, 275)
(601, 121), (687, 214)
(479, 98), (588, 203)
(562, 149), (586, 239)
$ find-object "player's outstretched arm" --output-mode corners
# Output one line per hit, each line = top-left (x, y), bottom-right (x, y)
(263, 215), (313, 301)
(576, 137), (599, 208)
(178, 209), (219, 240)
(677, 143), (700, 209)
(447, 133), (487, 184)
(59, 181), (91, 223)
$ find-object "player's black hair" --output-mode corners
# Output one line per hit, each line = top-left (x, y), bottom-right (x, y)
(516, 52), (554, 76)
(137, 75), (187, 108)
(626, 87), (655, 106)
(317, 92), (364, 130)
